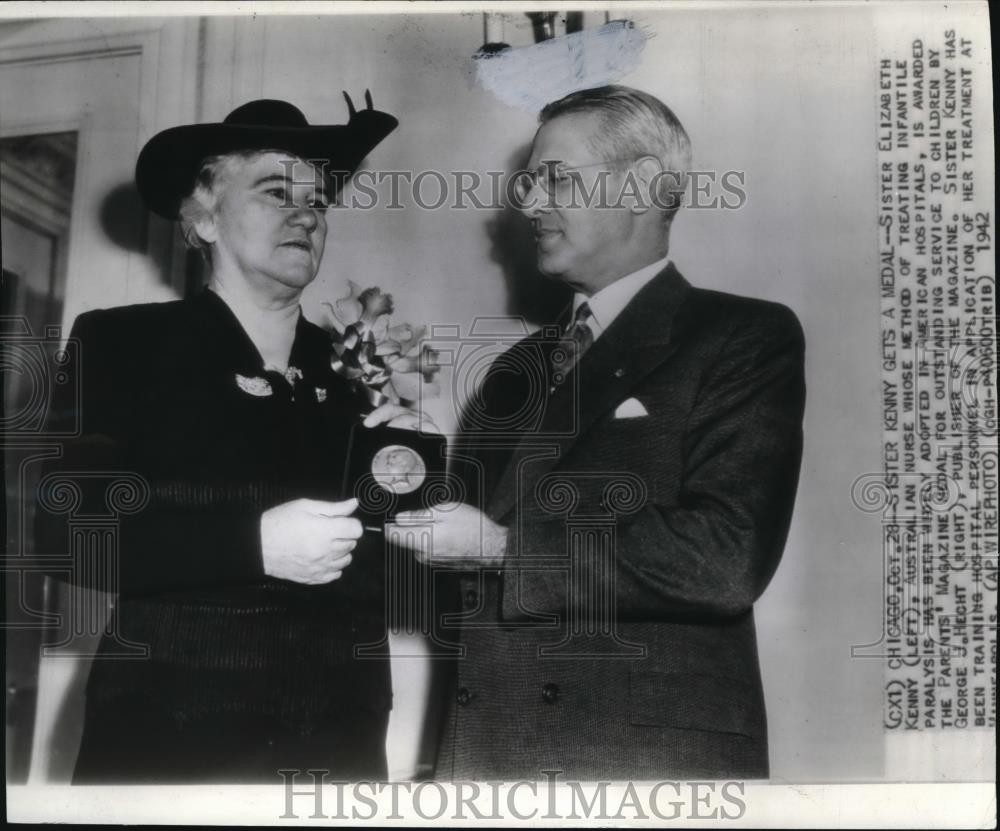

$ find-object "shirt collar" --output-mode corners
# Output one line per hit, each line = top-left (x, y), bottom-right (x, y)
(572, 254), (672, 340)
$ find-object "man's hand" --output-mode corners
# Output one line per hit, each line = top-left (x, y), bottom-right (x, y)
(391, 502), (508, 568)
(261, 497), (362, 584)
(363, 403), (440, 433)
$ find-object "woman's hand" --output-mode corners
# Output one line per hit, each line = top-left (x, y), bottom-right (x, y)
(261, 497), (362, 584)
(363, 403), (440, 433)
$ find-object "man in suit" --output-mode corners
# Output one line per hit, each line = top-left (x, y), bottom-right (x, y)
(395, 85), (805, 780)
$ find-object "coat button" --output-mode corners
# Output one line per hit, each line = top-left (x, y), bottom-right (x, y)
(542, 683), (559, 704)
(457, 687), (473, 707)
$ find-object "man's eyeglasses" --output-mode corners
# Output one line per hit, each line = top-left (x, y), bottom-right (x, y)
(511, 158), (638, 207)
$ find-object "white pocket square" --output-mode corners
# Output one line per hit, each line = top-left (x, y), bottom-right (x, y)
(613, 397), (649, 419)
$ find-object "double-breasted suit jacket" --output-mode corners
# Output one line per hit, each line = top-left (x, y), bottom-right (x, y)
(36, 289), (391, 782)
(436, 264), (806, 780)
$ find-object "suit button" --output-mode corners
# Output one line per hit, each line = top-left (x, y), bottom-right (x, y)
(463, 589), (478, 609)
(457, 687), (473, 707)
(541, 683), (559, 704)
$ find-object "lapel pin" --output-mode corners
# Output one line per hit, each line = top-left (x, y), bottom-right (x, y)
(613, 368), (626, 378)
(235, 374), (273, 397)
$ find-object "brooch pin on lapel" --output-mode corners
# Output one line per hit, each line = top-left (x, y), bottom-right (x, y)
(315, 387), (328, 403)
(235, 374), (273, 397)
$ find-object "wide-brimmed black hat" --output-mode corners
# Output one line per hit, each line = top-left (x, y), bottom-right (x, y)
(135, 92), (398, 219)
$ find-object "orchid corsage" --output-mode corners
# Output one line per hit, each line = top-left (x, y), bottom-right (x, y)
(322, 282), (441, 409)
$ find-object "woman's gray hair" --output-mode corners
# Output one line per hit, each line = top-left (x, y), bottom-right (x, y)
(177, 151), (266, 255)
(539, 85), (692, 220)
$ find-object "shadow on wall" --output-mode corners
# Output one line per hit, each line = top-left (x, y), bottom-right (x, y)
(99, 182), (205, 297)
(484, 145), (572, 327)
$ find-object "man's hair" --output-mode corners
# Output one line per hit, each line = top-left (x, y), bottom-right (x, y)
(539, 85), (692, 220)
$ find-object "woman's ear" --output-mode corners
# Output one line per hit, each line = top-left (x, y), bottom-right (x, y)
(189, 184), (219, 245)
(192, 212), (218, 245)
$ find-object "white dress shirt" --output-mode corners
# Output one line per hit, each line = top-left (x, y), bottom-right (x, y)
(572, 255), (672, 340)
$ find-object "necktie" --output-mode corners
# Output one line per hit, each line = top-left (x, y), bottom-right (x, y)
(550, 301), (594, 392)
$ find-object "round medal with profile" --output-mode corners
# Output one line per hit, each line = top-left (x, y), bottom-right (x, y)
(342, 423), (448, 525)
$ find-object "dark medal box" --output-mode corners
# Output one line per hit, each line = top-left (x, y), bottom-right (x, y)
(342, 423), (449, 525)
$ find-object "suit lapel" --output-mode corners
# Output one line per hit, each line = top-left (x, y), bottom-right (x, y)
(487, 264), (691, 520)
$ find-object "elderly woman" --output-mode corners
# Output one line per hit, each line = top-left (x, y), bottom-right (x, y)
(38, 97), (417, 782)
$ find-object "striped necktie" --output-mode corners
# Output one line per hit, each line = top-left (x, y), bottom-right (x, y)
(550, 301), (594, 392)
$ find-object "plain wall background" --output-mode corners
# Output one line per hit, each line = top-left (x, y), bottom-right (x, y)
(2, 7), (888, 781)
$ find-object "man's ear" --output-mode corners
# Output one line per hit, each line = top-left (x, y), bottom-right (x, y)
(621, 156), (664, 215)
(634, 157), (664, 200)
